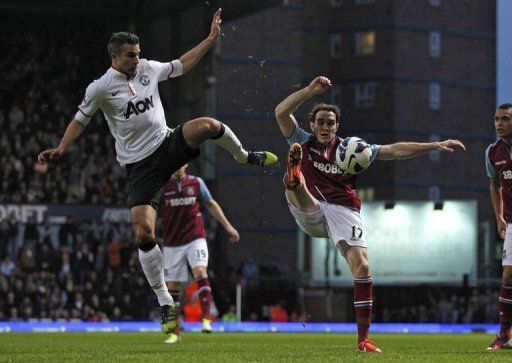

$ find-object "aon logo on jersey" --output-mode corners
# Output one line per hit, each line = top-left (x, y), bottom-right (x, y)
(124, 96), (154, 119)
(503, 170), (512, 180)
(313, 161), (346, 175)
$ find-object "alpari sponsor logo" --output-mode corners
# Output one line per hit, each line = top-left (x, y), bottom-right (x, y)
(313, 160), (346, 175)
(495, 160), (507, 166)
(165, 196), (196, 207)
(502, 170), (512, 180)
(124, 96), (154, 119)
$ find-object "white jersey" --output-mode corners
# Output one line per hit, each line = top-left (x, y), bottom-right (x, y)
(74, 59), (183, 166)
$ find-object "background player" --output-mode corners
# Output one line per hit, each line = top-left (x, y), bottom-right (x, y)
(159, 164), (239, 344)
(37, 9), (276, 336)
(485, 103), (512, 350)
(275, 76), (465, 353)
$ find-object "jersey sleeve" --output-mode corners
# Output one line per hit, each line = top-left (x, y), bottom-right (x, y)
(198, 177), (213, 202)
(485, 145), (498, 179)
(74, 81), (102, 126)
(286, 124), (312, 146)
(148, 59), (183, 82)
(368, 144), (382, 162)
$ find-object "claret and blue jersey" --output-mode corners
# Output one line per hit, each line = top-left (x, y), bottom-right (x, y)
(286, 125), (380, 211)
(486, 139), (512, 223)
(158, 174), (212, 247)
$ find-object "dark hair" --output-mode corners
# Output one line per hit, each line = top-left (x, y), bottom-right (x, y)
(308, 103), (341, 123)
(498, 103), (512, 110)
(108, 32), (140, 56)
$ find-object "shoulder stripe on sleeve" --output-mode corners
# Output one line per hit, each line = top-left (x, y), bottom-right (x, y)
(167, 62), (174, 79)
(77, 106), (93, 118)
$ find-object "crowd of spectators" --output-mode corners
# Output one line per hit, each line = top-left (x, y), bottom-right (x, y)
(0, 213), (504, 324)
(1, 17), (129, 206)
(0, 214), (160, 322)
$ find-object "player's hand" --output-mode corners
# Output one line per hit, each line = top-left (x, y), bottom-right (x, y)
(226, 225), (240, 243)
(497, 216), (507, 239)
(209, 8), (222, 40)
(37, 147), (64, 164)
(436, 139), (466, 152)
(308, 76), (331, 96)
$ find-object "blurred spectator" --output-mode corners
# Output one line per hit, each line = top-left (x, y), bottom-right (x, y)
(0, 256), (16, 277)
(18, 243), (36, 272)
(6, 212), (19, 259)
(245, 312), (259, 322)
(23, 215), (39, 247)
(269, 300), (288, 322)
(221, 304), (237, 322)
(59, 216), (77, 249)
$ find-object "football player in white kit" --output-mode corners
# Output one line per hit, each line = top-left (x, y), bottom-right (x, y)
(37, 9), (277, 336)
(275, 76), (465, 353)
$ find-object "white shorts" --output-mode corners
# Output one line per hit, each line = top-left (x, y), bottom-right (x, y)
(163, 238), (209, 282)
(286, 196), (366, 250)
(503, 225), (512, 266)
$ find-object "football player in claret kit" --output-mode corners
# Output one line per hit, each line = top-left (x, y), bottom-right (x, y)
(485, 103), (512, 350)
(275, 76), (465, 353)
(159, 164), (239, 344)
(37, 9), (277, 337)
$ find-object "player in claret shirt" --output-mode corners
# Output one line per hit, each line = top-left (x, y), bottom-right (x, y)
(159, 164), (239, 344)
(275, 76), (465, 353)
(485, 103), (512, 350)
(37, 9), (276, 337)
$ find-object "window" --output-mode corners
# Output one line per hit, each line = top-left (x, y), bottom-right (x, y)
(330, 0), (342, 7)
(355, 31), (376, 56)
(329, 33), (342, 58)
(429, 134), (440, 161)
(429, 83), (441, 110)
(355, 83), (376, 108)
(429, 31), (441, 58)
(355, 0), (375, 4)
(429, 0), (441, 7)
(330, 85), (342, 106)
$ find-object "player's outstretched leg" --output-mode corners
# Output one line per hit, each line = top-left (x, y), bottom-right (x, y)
(182, 118), (278, 167)
(284, 143), (303, 189)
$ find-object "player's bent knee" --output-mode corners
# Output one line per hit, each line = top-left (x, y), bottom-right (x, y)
(198, 117), (221, 137)
(133, 222), (155, 242)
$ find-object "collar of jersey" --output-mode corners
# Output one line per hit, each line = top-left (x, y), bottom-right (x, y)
(110, 65), (137, 81)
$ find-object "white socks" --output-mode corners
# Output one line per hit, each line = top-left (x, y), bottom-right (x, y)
(212, 124), (249, 163)
(138, 245), (174, 306)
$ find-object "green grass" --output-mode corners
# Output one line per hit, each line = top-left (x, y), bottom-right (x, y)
(0, 333), (510, 362)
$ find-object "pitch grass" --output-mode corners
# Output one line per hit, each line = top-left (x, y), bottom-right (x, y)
(0, 333), (511, 362)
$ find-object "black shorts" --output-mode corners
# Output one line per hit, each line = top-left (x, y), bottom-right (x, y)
(125, 125), (200, 209)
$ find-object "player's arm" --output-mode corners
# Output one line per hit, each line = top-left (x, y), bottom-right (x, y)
(37, 119), (85, 163)
(204, 199), (240, 243)
(490, 178), (506, 239)
(275, 76), (332, 137)
(179, 9), (221, 74)
(376, 139), (466, 160)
